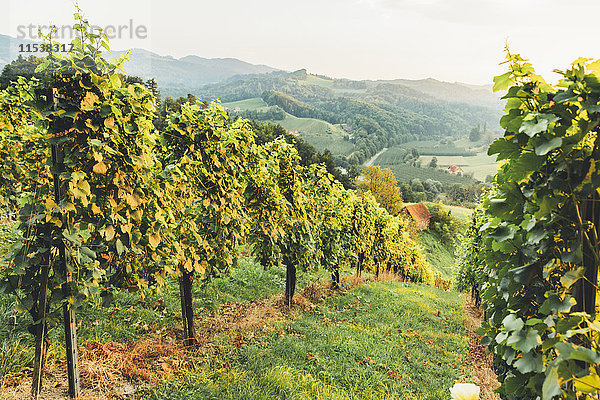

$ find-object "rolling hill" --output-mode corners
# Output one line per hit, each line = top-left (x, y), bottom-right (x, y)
(0, 34), (280, 91)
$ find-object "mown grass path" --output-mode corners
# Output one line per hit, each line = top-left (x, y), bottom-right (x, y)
(143, 281), (469, 400)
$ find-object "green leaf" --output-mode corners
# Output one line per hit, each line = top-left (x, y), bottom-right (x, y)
(493, 71), (514, 92)
(507, 329), (541, 352)
(488, 225), (514, 242)
(542, 364), (562, 400)
(513, 352), (543, 373)
(488, 137), (521, 160)
(540, 292), (576, 314)
(506, 152), (545, 182)
(569, 347), (600, 364)
(503, 314), (525, 331)
(562, 245), (583, 263)
(535, 137), (562, 156)
(560, 267), (585, 287)
(520, 114), (559, 137)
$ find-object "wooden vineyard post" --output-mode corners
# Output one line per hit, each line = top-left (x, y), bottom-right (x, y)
(31, 251), (50, 399)
(51, 89), (80, 398)
(575, 194), (600, 317)
(284, 256), (296, 307)
(179, 270), (196, 345)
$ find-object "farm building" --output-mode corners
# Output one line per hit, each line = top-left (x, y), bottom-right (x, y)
(447, 165), (463, 175)
(402, 203), (431, 230)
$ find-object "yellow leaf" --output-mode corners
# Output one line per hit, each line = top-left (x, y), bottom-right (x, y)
(104, 116), (115, 128)
(203, 198), (210, 207)
(121, 223), (132, 234)
(104, 225), (116, 241)
(125, 192), (143, 209)
(93, 161), (108, 174)
(198, 260), (208, 276)
(132, 209), (143, 222)
(45, 197), (57, 211)
(91, 203), (101, 214)
(81, 92), (99, 110)
(149, 233), (161, 250)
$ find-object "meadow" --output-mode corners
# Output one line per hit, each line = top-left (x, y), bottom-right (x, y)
(0, 219), (479, 399)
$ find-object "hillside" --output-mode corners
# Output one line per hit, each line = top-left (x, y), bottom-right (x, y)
(110, 49), (280, 92)
(208, 70), (502, 165)
(0, 35), (280, 91)
(0, 35), (502, 169)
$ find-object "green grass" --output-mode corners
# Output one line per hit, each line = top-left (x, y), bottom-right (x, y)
(419, 154), (498, 182)
(384, 163), (473, 185)
(376, 145), (495, 183)
(444, 205), (474, 223)
(142, 281), (468, 400)
(0, 222), (18, 269)
(223, 98), (270, 111)
(418, 231), (456, 280)
(0, 255), (327, 378)
(275, 114), (354, 156)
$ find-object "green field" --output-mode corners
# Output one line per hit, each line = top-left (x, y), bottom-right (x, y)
(376, 143), (498, 183)
(375, 161), (473, 185)
(419, 154), (498, 182)
(223, 98), (270, 111)
(301, 74), (335, 89)
(223, 97), (355, 156)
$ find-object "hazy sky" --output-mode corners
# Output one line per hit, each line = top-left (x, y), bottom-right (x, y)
(3, 0), (600, 85)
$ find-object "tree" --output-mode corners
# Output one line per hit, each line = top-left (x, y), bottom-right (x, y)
(469, 124), (481, 142)
(0, 54), (42, 90)
(356, 166), (403, 216)
(428, 156), (438, 168)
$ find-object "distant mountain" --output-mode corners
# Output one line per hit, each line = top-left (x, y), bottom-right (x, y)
(372, 77), (500, 109)
(109, 49), (280, 89)
(0, 34), (503, 166)
(192, 70), (503, 165)
(0, 34), (38, 67)
(0, 34), (280, 89)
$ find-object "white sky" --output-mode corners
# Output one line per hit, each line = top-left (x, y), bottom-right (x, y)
(3, 0), (600, 85)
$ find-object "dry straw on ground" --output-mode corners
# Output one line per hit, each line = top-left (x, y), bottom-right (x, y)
(461, 294), (501, 400)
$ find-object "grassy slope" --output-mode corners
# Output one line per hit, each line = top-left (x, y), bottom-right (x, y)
(0, 223), (470, 399)
(418, 231), (456, 280)
(444, 205), (474, 223)
(143, 281), (468, 400)
(223, 98), (270, 111)
(224, 97), (355, 156)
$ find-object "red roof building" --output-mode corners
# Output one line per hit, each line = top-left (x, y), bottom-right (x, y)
(447, 165), (463, 174)
(403, 203), (432, 230)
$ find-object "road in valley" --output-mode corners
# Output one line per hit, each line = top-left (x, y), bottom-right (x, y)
(364, 147), (388, 167)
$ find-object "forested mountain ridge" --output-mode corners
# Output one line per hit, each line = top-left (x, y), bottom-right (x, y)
(0, 34), (280, 88)
(0, 34), (502, 165)
(195, 69), (502, 164)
